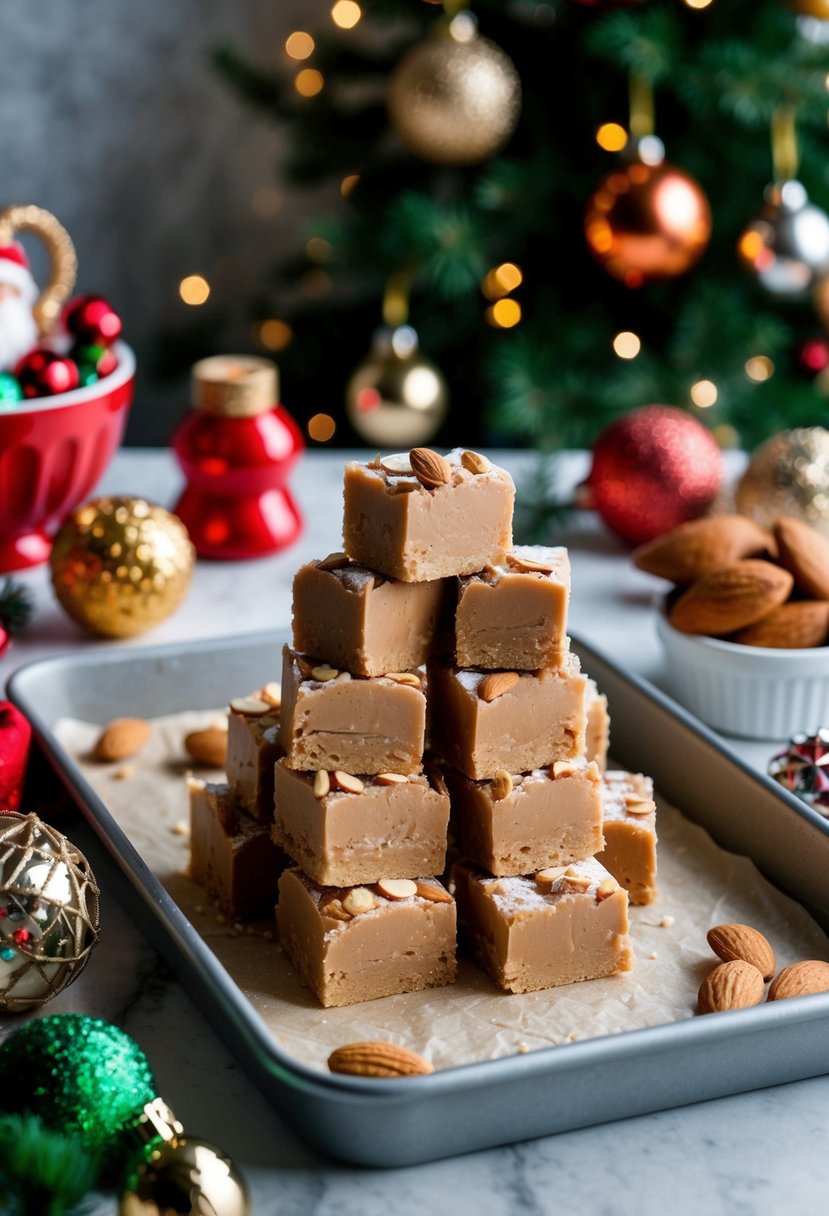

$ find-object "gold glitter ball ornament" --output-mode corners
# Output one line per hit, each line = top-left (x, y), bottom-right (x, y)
(119, 1134), (249, 1216)
(388, 15), (521, 166)
(0, 812), (100, 1013)
(735, 427), (829, 535)
(50, 496), (195, 637)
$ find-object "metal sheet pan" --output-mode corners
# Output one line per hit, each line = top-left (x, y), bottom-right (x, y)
(9, 630), (829, 1167)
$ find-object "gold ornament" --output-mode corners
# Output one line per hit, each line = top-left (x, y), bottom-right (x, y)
(789, 0), (829, 15)
(388, 14), (521, 166)
(0, 203), (78, 335)
(50, 497), (195, 638)
(119, 1134), (249, 1216)
(0, 812), (100, 1013)
(346, 326), (448, 447)
(735, 427), (829, 535)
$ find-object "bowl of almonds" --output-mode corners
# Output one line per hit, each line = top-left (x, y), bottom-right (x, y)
(635, 514), (829, 739)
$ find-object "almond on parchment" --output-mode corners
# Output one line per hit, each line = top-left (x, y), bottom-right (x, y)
(707, 923), (775, 980)
(697, 960), (765, 1014)
(184, 726), (228, 768)
(478, 671), (520, 702)
(93, 717), (151, 762)
(731, 601), (829, 649)
(328, 1041), (433, 1077)
(767, 959), (829, 1001)
(773, 516), (829, 601)
(633, 515), (775, 583)
(669, 560), (793, 637)
(410, 447), (452, 489)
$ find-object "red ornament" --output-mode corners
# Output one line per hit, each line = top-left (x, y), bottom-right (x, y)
(63, 294), (122, 347)
(797, 337), (829, 375)
(586, 405), (723, 545)
(15, 349), (79, 398)
(0, 703), (32, 813)
(171, 355), (303, 559)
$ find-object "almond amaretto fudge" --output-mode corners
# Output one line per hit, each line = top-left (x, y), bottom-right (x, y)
(585, 679), (610, 772)
(225, 692), (282, 822)
(595, 771), (658, 905)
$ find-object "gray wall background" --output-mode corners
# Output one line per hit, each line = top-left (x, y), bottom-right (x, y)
(2, 0), (330, 443)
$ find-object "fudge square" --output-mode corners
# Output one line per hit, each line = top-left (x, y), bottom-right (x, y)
(277, 869), (457, 1008)
(292, 555), (445, 678)
(188, 779), (287, 920)
(455, 546), (571, 670)
(426, 652), (587, 780)
(595, 771), (658, 906)
(342, 447), (515, 582)
(585, 679), (610, 772)
(279, 645), (425, 775)
(226, 694), (282, 822)
(273, 762), (450, 887)
(453, 857), (633, 995)
(446, 758), (603, 877)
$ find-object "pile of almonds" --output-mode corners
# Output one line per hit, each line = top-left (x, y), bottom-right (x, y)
(634, 514), (829, 648)
(698, 922), (829, 1013)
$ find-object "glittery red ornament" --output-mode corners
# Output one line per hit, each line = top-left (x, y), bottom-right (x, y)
(63, 295), (122, 347)
(0, 703), (32, 813)
(15, 349), (79, 398)
(586, 405), (723, 545)
(797, 337), (829, 375)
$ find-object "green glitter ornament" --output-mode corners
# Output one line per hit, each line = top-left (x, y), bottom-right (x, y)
(0, 371), (23, 405)
(0, 1013), (156, 1176)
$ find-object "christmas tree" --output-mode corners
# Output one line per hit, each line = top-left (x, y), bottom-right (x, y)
(215, 0), (829, 484)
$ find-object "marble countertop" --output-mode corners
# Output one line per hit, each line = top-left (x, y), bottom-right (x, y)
(1, 448), (825, 1214)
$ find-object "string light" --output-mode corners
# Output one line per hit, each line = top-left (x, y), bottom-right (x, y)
(596, 123), (628, 153)
(612, 331), (641, 359)
(487, 299), (522, 328)
(285, 31), (315, 59)
(257, 319), (293, 351)
(179, 275), (210, 306)
(251, 186), (282, 217)
(482, 263), (523, 300)
(331, 0), (361, 29)
(690, 379), (718, 408)
(306, 236), (332, 262)
(295, 69), (324, 97)
(302, 269), (332, 299)
(684, 0), (714, 8)
(745, 355), (774, 382)
(308, 413), (336, 441)
(341, 174), (359, 197)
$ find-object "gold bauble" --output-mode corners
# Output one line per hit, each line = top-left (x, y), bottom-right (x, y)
(789, 0), (829, 16)
(346, 326), (448, 447)
(735, 427), (829, 535)
(388, 18), (521, 166)
(119, 1136), (249, 1216)
(50, 497), (195, 637)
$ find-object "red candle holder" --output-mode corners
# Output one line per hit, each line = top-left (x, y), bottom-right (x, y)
(171, 355), (304, 560)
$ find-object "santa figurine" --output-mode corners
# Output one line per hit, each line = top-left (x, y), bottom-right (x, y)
(0, 241), (39, 372)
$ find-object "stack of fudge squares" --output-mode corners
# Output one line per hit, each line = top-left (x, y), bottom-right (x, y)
(189, 446), (659, 1007)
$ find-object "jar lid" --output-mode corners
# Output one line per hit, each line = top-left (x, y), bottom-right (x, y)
(191, 355), (278, 417)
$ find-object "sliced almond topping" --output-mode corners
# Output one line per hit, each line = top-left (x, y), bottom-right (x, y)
(596, 878), (617, 902)
(375, 772), (409, 785)
(624, 796), (654, 816)
(320, 896), (352, 923)
(552, 761), (577, 779)
(261, 682), (282, 708)
(535, 866), (567, 885)
(343, 887), (378, 916)
(491, 769), (513, 801)
(376, 878), (418, 900)
(313, 770), (331, 799)
(460, 449), (491, 475)
(311, 665), (339, 682)
(383, 671), (422, 687)
(561, 868), (592, 893)
(478, 671), (520, 702)
(414, 880), (454, 904)
(332, 770), (365, 794)
(506, 553), (555, 574)
(229, 695), (272, 716)
(410, 447), (452, 490)
(317, 551), (350, 571)
(379, 452), (414, 474)
(334, 671), (353, 683)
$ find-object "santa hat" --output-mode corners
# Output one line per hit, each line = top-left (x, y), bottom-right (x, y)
(0, 242), (36, 303)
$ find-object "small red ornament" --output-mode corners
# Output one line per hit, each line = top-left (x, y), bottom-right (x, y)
(586, 405), (723, 545)
(0, 703), (32, 813)
(15, 349), (79, 398)
(796, 337), (829, 375)
(171, 355), (303, 559)
(63, 294), (122, 347)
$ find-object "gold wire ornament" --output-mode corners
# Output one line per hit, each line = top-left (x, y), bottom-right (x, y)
(0, 812), (100, 1013)
(0, 204), (78, 335)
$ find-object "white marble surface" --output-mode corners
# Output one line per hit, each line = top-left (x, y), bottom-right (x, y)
(1, 448), (827, 1214)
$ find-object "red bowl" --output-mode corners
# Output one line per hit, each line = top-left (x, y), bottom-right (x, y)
(0, 342), (135, 571)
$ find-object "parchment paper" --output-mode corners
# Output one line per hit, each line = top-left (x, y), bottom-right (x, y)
(56, 711), (829, 1073)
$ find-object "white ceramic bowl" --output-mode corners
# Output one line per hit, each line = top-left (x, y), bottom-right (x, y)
(656, 608), (829, 740)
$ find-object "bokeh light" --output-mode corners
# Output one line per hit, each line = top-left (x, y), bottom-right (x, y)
(596, 123), (628, 153)
(308, 413), (336, 441)
(332, 1), (361, 29)
(295, 69), (324, 97)
(285, 31), (315, 59)
(744, 355), (775, 382)
(612, 331), (641, 359)
(690, 379), (718, 408)
(179, 275), (210, 306)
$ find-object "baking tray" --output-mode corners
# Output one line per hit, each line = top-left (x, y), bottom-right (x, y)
(9, 630), (829, 1167)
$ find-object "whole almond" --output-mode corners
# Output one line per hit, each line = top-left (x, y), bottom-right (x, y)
(767, 959), (829, 1001)
(410, 447), (451, 490)
(461, 449), (491, 475)
(698, 960), (765, 1014)
(707, 923), (775, 980)
(491, 769), (513, 800)
(93, 717), (151, 762)
(774, 516), (829, 601)
(342, 887), (378, 915)
(669, 560), (793, 636)
(633, 515), (775, 582)
(731, 601), (829, 649)
(317, 551), (350, 571)
(184, 726), (228, 768)
(414, 880), (454, 904)
(328, 1041), (433, 1078)
(479, 671), (520, 702)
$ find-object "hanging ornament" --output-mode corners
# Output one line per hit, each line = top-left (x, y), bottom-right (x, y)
(769, 730), (829, 816)
(15, 348), (80, 397)
(346, 324), (449, 447)
(50, 496), (195, 638)
(0, 702), (32, 813)
(0, 204), (77, 374)
(0, 812), (100, 1012)
(735, 427), (829, 534)
(789, 0), (829, 17)
(585, 405), (723, 545)
(795, 335), (829, 375)
(0, 1014), (249, 1213)
(63, 293), (122, 347)
(388, 11), (521, 166)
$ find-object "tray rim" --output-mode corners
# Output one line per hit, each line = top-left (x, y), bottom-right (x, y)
(8, 629), (829, 1109)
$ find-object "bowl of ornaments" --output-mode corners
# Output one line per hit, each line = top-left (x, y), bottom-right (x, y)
(635, 512), (829, 739)
(0, 204), (134, 572)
